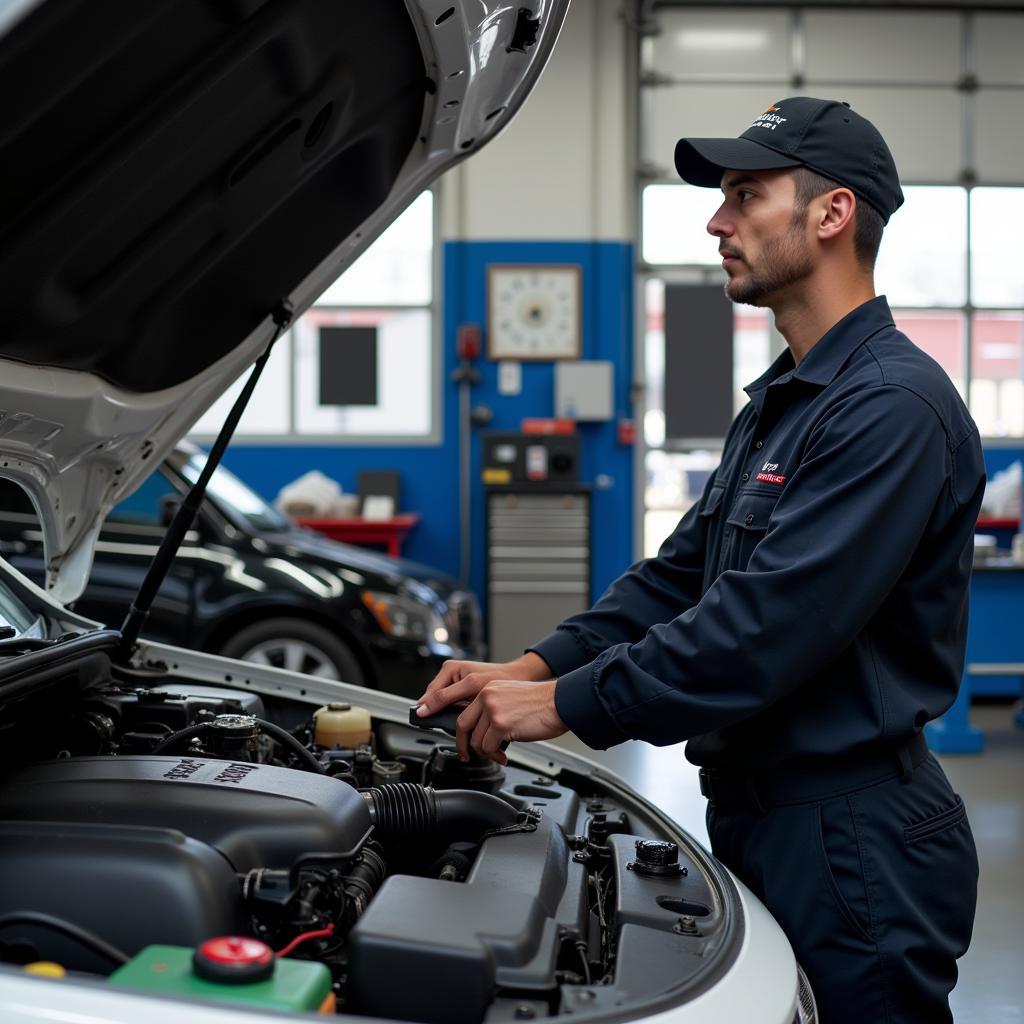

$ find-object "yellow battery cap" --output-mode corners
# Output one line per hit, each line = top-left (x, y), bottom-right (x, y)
(24, 962), (66, 978)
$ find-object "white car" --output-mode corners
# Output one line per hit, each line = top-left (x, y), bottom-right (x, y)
(0, 1), (815, 1022)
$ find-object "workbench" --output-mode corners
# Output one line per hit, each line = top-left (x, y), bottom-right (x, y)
(293, 514), (420, 558)
(927, 561), (1024, 754)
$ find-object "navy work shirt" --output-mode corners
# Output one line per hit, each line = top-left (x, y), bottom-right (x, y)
(533, 297), (985, 771)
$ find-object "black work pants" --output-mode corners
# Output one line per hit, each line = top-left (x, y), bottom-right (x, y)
(706, 756), (978, 1024)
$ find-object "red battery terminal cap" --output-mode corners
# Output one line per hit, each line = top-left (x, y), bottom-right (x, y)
(193, 936), (275, 984)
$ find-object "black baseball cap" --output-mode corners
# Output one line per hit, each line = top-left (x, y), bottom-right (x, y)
(674, 97), (904, 224)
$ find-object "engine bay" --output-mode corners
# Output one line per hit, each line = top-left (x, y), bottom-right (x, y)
(0, 632), (738, 1022)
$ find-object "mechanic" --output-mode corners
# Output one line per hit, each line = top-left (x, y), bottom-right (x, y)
(416, 97), (982, 1024)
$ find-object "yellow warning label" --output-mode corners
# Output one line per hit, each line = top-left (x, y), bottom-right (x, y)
(482, 468), (512, 484)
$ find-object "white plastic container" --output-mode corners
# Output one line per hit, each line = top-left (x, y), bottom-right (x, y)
(313, 703), (372, 749)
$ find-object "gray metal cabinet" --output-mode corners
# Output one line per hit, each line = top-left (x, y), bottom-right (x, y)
(486, 490), (590, 663)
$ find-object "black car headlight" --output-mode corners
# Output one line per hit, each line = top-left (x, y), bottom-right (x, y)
(362, 591), (448, 644)
(793, 963), (818, 1023)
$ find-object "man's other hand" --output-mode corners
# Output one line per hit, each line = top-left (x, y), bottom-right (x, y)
(415, 652), (552, 719)
(455, 679), (567, 765)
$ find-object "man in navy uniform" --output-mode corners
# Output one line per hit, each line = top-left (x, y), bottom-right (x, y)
(416, 97), (981, 1023)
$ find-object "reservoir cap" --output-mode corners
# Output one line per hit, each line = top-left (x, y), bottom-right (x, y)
(194, 937), (275, 984)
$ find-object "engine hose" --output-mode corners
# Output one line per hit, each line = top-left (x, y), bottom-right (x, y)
(362, 783), (518, 842)
(150, 722), (207, 755)
(254, 718), (325, 774)
(342, 843), (387, 922)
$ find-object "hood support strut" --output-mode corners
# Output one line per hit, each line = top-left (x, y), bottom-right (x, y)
(118, 301), (294, 657)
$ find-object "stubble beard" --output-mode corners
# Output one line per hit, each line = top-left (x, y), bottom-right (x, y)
(724, 218), (814, 307)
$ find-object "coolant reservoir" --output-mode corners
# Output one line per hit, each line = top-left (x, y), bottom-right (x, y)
(313, 703), (371, 749)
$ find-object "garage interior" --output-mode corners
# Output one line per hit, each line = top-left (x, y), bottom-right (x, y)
(194, 2), (1022, 1019)
(4, 0), (1022, 1020)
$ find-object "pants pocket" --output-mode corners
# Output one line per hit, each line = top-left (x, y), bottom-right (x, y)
(903, 796), (966, 845)
(815, 800), (874, 945)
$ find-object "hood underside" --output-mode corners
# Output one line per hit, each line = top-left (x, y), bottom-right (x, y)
(0, 0), (568, 602)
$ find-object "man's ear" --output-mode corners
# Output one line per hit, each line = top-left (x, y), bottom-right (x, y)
(816, 188), (857, 242)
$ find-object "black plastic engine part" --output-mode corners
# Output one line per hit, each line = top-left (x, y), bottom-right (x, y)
(609, 833), (716, 934)
(59, 710), (117, 755)
(425, 744), (505, 793)
(150, 715), (324, 773)
(94, 684), (265, 733)
(371, 759), (405, 786)
(348, 876), (558, 1024)
(375, 720), (445, 764)
(407, 703), (462, 735)
(362, 783), (518, 842)
(628, 839), (686, 878)
(0, 756), (372, 872)
(204, 714), (261, 761)
(0, 821), (242, 972)
(244, 842), (386, 947)
(348, 815), (582, 1024)
(587, 809), (631, 844)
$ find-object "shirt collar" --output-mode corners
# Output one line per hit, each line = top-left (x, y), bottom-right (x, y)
(744, 296), (895, 413)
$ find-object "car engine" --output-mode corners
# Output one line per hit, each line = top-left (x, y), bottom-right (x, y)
(0, 634), (737, 1022)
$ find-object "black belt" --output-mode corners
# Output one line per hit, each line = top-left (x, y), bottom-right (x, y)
(698, 733), (930, 813)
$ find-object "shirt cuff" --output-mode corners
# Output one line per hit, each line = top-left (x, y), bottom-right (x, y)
(528, 628), (594, 677)
(554, 661), (628, 750)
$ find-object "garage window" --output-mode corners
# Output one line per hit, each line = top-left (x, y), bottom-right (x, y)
(638, 5), (1024, 552)
(189, 190), (437, 443)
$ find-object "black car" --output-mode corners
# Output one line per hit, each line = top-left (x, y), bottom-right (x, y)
(0, 444), (483, 698)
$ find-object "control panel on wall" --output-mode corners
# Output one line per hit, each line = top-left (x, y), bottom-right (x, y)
(487, 264), (581, 361)
(482, 432), (581, 486)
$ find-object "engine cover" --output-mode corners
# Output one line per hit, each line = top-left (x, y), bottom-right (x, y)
(0, 820), (242, 971)
(0, 755), (371, 871)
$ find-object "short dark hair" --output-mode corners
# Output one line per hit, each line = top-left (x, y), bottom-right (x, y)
(790, 166), (884, 271)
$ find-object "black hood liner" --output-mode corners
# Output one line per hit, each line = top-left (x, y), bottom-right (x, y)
(0, 0), (425, 393)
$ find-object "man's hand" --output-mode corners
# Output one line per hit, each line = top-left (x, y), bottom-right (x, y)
(415, 652), (552, 718)
(454, 679), (567, 765)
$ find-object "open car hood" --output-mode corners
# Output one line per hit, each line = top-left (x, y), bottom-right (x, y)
(0, 0), (568, 603)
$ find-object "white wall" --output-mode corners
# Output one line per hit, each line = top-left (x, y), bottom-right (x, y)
(440, 0), (633, 242)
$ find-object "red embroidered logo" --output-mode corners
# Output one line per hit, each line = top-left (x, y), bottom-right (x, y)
(756, 462), (786, 486)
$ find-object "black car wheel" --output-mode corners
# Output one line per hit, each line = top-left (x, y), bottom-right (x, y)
(220, 618), (367, 684)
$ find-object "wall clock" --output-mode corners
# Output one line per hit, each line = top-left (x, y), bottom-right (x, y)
(487, 264), (581, 361)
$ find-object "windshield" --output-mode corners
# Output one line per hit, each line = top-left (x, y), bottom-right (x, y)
(178, 453), (292, 533)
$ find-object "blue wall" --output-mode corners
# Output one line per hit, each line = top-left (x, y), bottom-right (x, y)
(983, 447), (1024, 478)
(220, 240), (636, 614)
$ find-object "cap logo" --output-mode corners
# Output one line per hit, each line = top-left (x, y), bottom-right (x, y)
(750, 106), (787, 131)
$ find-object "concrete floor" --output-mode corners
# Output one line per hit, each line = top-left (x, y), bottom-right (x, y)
(554, 703), (1024, 1022)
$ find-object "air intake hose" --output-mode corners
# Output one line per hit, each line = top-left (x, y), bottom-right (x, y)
(362, 783), (518, 842)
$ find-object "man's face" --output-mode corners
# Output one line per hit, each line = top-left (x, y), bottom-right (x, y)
(706, 168), (814, 307)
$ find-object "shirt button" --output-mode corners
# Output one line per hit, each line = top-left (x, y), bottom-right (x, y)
(754, 440), (764, 450)
(745, 513), (755, 525)
(741, 472), (750, 482)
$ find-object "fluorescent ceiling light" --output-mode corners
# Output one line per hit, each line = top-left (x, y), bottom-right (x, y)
(676, 29), (769, 52)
